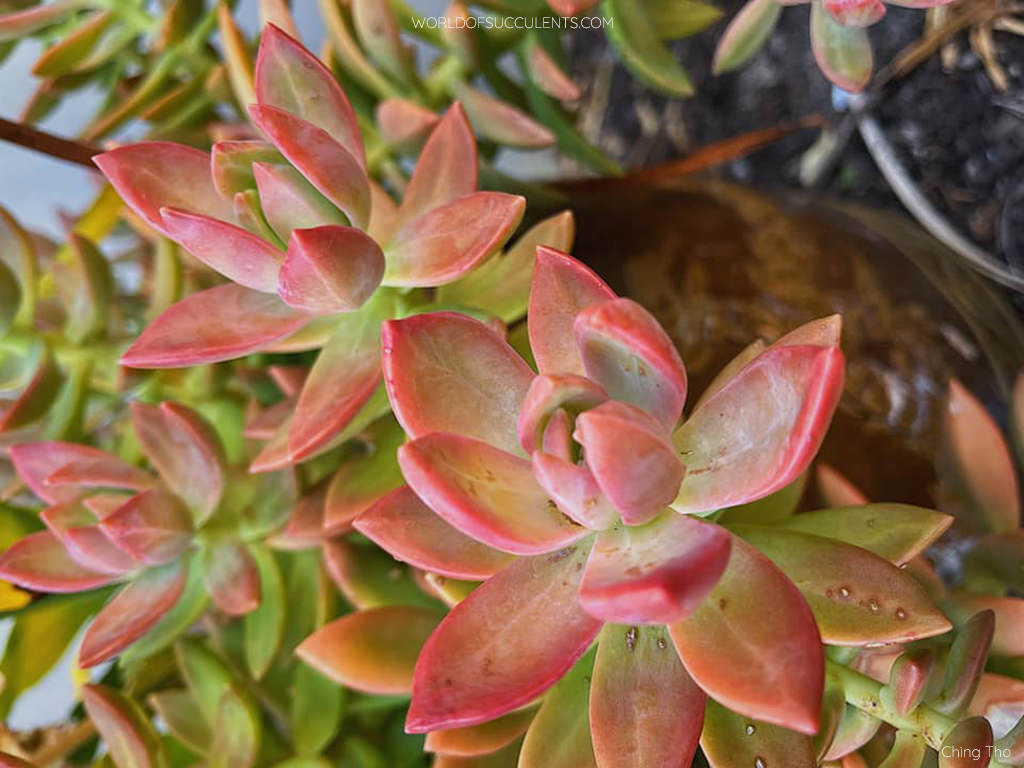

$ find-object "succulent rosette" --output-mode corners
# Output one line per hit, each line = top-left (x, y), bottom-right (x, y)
(297, 247), (955, 765)
(0, 401), (292, 668)
(715, 0), (956, 92)
(95, 24), (530, 471)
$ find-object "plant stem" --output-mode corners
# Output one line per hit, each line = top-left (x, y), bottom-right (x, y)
(0, 117), (100, 169)
(826, 660), (1012, 767)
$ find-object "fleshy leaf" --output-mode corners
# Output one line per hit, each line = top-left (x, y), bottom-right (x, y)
(944, 379), (1021, 534)
(529, 247), (615, 376)
(425, 708), (536, 757)
(531, 452), (617, 530)
(10, 442), (118, 504)
(160, 207), (282, 292)
(579, 513), (731, 624)
(525, 44), (581, 102)
(323, 539), (439, 610)
(733, 526), (952, 645)
(211, 140), (282, 198)
(44, 455), (153, 496)
(398, 103), (476, 225)
(94, 142), (234, 237)
(575, 401), (683, 525)
(701, 699), (816, 768)
(383, 192), (525, 287)
(948, 593), (1024, 657)
(82, 684), (165, 768)
(669, 536), (823, 734)
(376, 98), (440, 152)
(778, 504), (952, 565)
(438, 211), (576, 324)
(297, 606), (441, 694)
(79, 560), (188, 667)
(406, 544), (601, 733)
(122, 284), (308, 368)
(672, 345), (844, 515)
(253, 162), (347, 241)
(590, 624), (704, 768)
(382, 312), (533, 455)
(285, 295), (389, 463)
(131, 402), (225, 521)
(810, 0), (873, 92)
(454, 82), (555, 148)
(824, 0), (886, 27)
(255, 24), (364, 166)
(712, 0), (781, 74)
(202, 540), (261, 616)
(518, 648), (597, 768)
(575, 298), (687, 428)
(323, 417), (405, 532)
(0, 530), (114, 592)
(354, 486), (515, 580)
(603, 0), (694, 96)
(399, 432), (589, 555)
(816, 462), (869, 507)
(62, 525), (140, 576)
(249, 104), (370, 229)
(278, 225), (384, 313)
(100, 489), (193, 566)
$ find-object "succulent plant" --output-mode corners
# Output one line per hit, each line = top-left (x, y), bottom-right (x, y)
(287, 247), (998, 767)
(714, 0), (958, 92)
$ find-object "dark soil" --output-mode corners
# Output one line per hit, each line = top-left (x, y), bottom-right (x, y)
(564, 1), (1024, 290)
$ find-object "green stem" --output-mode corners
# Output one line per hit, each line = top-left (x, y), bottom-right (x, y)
(826, 660), (1011, 767)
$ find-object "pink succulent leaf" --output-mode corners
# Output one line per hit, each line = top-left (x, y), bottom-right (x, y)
(424, 707), (537, 757)
(406, 543), (601, 733)
(121, 284), (308, 368)
(63, 526), (141, 576)
(81, 685), (164, 767)
(824, 0), (885, 26)
(0, 351), (60, 434)
(298, 606), (442, 695)
(94, 142), (234, 238)
(40, 501), (97, 534)
(10, 441), (126, 504)
(526, 43), (582, 102)
(944, 379), (1021, 534)
(268, 364), (308, 397)
(575, 401), (684, 526)
(397, 103), (477, 226)
(575, 298), (688, 428)
(0, 530), (116, 592)
(79, 559), (188, 667)
(211, 140), (283, 199)
(243, 398), (293, 440)
(202, 541), (261, 616)
(590, 624), (705, 768)
(579, 513), (731, 625)
(84, 493), (136, 519)
(382, 192), (526, 288)
(531, 451), (617, 530)
(0, 2), (80, 39)
(517, 374), (607, 455)
(382, 312), (534, 455)
(693, 340), (768, 413)
(353, 485), (516, 580)
(399, 433), (590, 556)
(159, 207), (282, 293)
(672, 345), (845, 515)
(45, 456), (155, 495)
(886, 0), (956, 6)
(528, 247), (616, 376)
(278, 226), (385, 314)
(454, 82), (556, 149)
(816, 462), (869, 507)
(252, 162), (348, 242)
(668, 536), (823, 734)
(131, 402), (225, 522)
(248, 104), (370, 229)
(99, 489), (194, 566)
(773, 314), (842, 348)
(810, 0), (873, 92)
(375, 98), (440, 152)
(285, 297), (389, 464)
(249, 415), (293, 473)
(255, 24), (365, 168)
(540, 408), (574, 460)
(438, 210), (577, 326)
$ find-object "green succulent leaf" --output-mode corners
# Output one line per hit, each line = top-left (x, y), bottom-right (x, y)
(603, 0), (694, 97)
